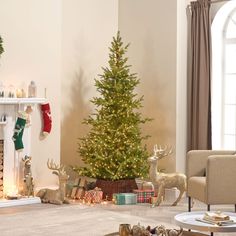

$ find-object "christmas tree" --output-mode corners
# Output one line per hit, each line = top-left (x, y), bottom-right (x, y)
(77, 32), (151, 181)
(0, 36), (4, 56)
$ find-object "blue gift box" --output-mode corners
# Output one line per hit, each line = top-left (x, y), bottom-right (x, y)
(112, 193), (137, 205)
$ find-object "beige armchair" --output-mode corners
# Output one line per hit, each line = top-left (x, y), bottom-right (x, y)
(187, 150), (236, 212)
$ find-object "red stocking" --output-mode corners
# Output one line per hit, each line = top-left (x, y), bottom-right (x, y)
(41, 103), (52, 136)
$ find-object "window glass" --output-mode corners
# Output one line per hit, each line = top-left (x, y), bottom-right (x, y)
(212, 4), (236, 150)
(224, 74), (236, 104)
(224, 134), (236, 149)
(225, 44), (236, 74)
(223, 104), (236, 135)
(226, 13), (236, 38)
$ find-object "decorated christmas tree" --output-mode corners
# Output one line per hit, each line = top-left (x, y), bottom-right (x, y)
(76, 32), (151, 181)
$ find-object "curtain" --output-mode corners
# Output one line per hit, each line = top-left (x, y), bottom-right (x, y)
(187, 0), (212, 150)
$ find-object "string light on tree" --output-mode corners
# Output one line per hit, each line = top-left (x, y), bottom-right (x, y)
(74, 32), (151, 181)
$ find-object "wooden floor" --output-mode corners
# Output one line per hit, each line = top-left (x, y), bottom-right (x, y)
(0, 198), (235, 235)
(104, 231), (208, 236)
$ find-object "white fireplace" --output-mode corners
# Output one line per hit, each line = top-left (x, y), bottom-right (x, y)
(0, 114), (26, 196)
(0, 97), (45, 207)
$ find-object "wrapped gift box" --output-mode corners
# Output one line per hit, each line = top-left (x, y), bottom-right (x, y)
(76, 187), (85, 199)
(84, 187), (103, 203)
(113, 193), (137, 205)
(141, 181), (154, 191)
(133, 189), (155, 203)
(71, 177), (88, 199)
(150, 196), (158, 205)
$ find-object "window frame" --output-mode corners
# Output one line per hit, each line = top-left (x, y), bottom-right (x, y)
(212, 5), (236, 150)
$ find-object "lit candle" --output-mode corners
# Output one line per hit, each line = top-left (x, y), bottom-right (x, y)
(16, 89), (22, 98)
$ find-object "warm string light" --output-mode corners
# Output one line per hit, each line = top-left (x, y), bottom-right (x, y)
(76, 33), (150, 180)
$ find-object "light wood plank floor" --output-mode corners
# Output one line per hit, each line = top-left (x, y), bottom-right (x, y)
(0, 198), (235, 235)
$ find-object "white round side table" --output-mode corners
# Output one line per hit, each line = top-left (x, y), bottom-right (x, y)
(175, 211), (236, 236)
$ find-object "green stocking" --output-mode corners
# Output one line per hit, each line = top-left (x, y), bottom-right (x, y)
(12, 117), (26, 151)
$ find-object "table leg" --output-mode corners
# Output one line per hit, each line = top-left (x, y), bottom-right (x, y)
(188, 197), (191, 212)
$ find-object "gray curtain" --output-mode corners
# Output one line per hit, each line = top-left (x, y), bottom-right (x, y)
(187, 0), (212, 151)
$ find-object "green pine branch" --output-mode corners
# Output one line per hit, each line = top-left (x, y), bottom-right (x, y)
(0, 36), (4, 57)
(75, 31), (151, 180)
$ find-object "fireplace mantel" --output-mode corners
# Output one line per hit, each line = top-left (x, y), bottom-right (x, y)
(0, 97), (46, 105)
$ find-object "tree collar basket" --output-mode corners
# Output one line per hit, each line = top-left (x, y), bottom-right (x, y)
(96, 178), (138, 201)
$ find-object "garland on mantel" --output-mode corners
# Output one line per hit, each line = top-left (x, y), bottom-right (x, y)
(0, 36), (4, 56)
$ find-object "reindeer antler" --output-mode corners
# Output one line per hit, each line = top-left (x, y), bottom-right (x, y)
(153, 144), (158, 156)
(47, 159), (66, 175)
(154, 145), (173, 160)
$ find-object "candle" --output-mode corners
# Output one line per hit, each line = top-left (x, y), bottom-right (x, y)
(16, 89), (22, 98)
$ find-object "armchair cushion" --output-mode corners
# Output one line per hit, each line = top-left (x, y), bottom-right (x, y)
(188, 177), (206, 203)
(187, 150), (236, 179)
(207, 155), (236, 204)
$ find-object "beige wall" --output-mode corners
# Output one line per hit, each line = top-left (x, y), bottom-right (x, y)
(0, 0), (190, 186)
(176, 0), (189, 173)
(60, 0), (118, 175)
(0, 0), (61, 188)
(61, 0), (188, 174)
(118, 0), (177, 172)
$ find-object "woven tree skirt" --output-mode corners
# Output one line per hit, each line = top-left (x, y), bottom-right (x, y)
(95, 179), (138, 200)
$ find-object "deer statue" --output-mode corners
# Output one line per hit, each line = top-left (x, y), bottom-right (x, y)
(22, 155), (34, 197)
(148, 144), (186, 206)
(36, 159), (70, 205)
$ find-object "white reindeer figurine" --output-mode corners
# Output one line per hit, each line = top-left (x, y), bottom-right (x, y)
(148, 144), (186, 206)
(36, 159), (70, 205)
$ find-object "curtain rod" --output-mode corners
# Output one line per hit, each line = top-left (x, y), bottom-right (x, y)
(188, 0), (231, 9)
(210, 0), (231, 4)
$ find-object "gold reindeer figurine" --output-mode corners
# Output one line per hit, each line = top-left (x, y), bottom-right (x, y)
(36, 159), (70, 205)
(148, 145), (186, 206)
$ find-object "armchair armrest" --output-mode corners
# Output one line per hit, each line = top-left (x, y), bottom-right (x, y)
(187, 150), (235, 178)
(207, 155), (236, 204)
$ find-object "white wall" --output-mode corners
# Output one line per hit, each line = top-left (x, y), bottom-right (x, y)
(176, 0), (189, 173)
(118, 0), (177, 172)
(60, 0), (118, 173)
(0, 0), (61, 188)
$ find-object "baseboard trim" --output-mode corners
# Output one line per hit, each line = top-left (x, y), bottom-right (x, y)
(0, 196), (41, 208)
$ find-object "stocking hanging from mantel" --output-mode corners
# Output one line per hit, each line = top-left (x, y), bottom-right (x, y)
(40, 103), (52, 137)
(12, 114), (26, 151)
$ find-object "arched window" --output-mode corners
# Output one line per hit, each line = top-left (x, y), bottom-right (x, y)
(212, 2), (236, 150)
